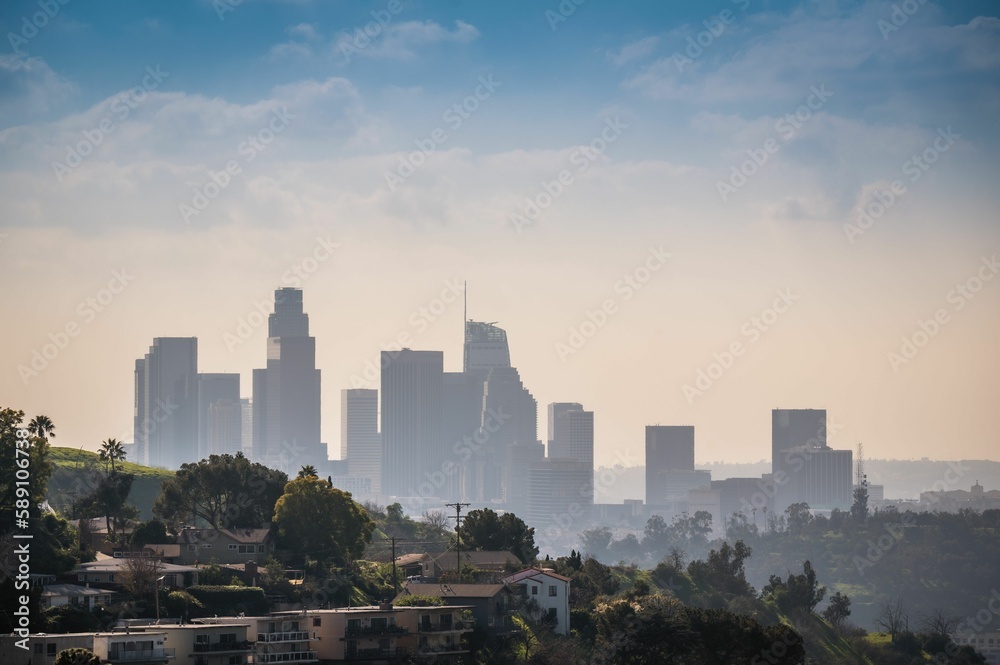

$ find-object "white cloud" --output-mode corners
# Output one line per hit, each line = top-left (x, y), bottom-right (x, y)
(333, 20), (480, 61)
(607, 36), (660, 67)
(0, 55), (78, 129)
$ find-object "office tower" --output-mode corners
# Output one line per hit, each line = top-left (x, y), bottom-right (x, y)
(240, 398), (253, 457)
(252, 288), (323, 471)
(645, 425), (695, 507)
(771, 409), (827, 469)
(526, 458), (593, 528)
(506, 440), (545, 517)
(197, 373), (240, 460)
(711, 477), (774, 524)
(461, 320), (537, 503)
(443, 372), (485, 501)
(206, 399), (242, 456)
(771, 409), (851, 513)
(380, 349), (443, 497)
(548, 404), (594, 472)
(341, 388), (382, 494)
(134, 337), (198, 469)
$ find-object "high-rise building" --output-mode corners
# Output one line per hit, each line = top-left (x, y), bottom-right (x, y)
(526, 458), (593, 528)
(645, 425), (695, 507)
(341, 388), (381, 494)
(443, 372), (484, 502)
(252, 288), (323, 471)
(240, 398), (253, 457)
(548, 404), (593, 472)
(197, 373), (240, 460)
(461, 320), (537, 504)
(506, 440), (545, 517)
(771, 409), (852, 513)
(206, 398), (242, 456)
(380, 349), (443, 498)
(134, 337), (198, 469)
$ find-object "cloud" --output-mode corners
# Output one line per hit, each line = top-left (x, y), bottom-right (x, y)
(333, 19), (480, 61)
(607, 36), (660, 67)
(0, 55), (78, 129)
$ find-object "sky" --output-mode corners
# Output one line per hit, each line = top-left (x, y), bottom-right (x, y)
(1, 0), (998, 470)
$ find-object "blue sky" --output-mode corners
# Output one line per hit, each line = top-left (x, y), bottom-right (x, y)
(1, 0), (999, 468)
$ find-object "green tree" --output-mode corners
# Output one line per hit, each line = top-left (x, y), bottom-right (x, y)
(28, 414), (56, 441)
(785, 502), (813, 535)
(272, 476), (374, 566)
(580, 526), (613, 561)
(54, 648), (100, 665)
(130, 519), (168, 549)
(461, 508), (538, 563)
(154, 453), (287, 530)
(851, 477), (870, 522)
(297, 465), (317, 478)
(98, 438), (126, 475)
(823, 590), (852, 627)
(687, 540), (755, 599)
(761, 560), (826, 615)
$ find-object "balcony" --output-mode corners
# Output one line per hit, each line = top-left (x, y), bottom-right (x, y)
(253, 651), (318, 663)
(344, 624), (409, 638)
(257, 632), (310, 643)
(193, 641), (253, 653)
(417, 645), (469, 656)
(344, 647), (410, 660)
(417, 621), (471, 633)
(108, 648), (176, 662)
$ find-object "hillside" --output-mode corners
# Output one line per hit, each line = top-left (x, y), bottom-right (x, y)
(46, 447), (174, 519)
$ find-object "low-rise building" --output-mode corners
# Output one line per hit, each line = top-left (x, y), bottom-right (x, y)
(952, 630), (1000, 665)
(175, 528), (275, 566)
(396, 583), (516, 635)
(502, 568), (571, 635)
(134, 623), (253, 665)
(0, 631), (173, 665)
(72, 559), (199, 589)
(40, 583), (115, 610)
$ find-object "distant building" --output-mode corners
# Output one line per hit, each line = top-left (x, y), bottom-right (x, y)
(140, 622), (252, 665)
(526, 458), (593, 527)
(341, 388), (381, 494)
(920, 482), (1000, 512)
(505, 440), (545, 517)
(443, 371), (485, 502)
(39, 583), (115, 610)
(397, 583), (516, 637)
(547, 403), (582, 454)
(712, 477), (775, 524)
(771, 409), (852, 513)
(175, 527), (275, 566)
(72, 559), (199, 589)
(548, 403), (594, 473)
(646, 425), (695, 507)
(1, 631), (173, 665)
(240, 398), (253, 457)
(134, 337), (198, 469)
(687, 487), (723, 535)
(381, 349), (444, 498)
(198, 373), (241, 459)
(952, 628), (1000, 665)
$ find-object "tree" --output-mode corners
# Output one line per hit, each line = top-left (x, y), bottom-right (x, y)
(761, 560), (826, 615)
(98, 438), (126, 475)
(154, 454), (287, 530)
(580, 526), (613, 561)
(785, 502), (813, 535)
(272, 476), (374, 566)
(297, 465), (317, 479)
(642, 515), (669, 554)
(822, 590), (852, 627)
(876, 596), (908, 642)
(54, 648), (100, 665)
(461, 508), (538, 563)
(130, 519), (168, 549)
(687, 540), (755, 598)
(119, 555), (163, 599)
(28, 414), (56, 441)
(851, 479), (870, 522)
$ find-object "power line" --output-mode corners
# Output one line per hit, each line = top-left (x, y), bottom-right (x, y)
(446, 502), (470, 578)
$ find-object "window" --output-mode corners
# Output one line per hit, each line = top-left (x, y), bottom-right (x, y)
(229, 544), (238, 550)
(220, 633), (237, 644)
(108, 574), (115, 582)
(347, 618), (361, 630)
(258, 545), (265, 553)
(371, 617), (387, 629)
(548, 585), (557, 597)
(202, 543), (212, 548)
(188, 544), (197, 551)
(195, 634), (210, 645)
(47, 644), (57, 656)
(312, 617), (321, 627)
(34, 644), (42, 654)
(531, 586), (538, 595)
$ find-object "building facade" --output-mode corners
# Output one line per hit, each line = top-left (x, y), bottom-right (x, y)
(341, 388), (382, 494)
(135, 337), (199, 469)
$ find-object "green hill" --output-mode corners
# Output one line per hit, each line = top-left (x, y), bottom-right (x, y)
(46, 447), (174, 519)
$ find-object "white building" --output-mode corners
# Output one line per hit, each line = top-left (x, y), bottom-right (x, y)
(502, 567), (572, 635)
(40, 583), (115, 610)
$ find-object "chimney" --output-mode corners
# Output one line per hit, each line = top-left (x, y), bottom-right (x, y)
(379, 602), (393, 611)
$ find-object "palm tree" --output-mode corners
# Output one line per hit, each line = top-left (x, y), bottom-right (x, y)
(28, 415), (55, 441)
(99, 438), (127, 475)
(297, 465), (318, 479)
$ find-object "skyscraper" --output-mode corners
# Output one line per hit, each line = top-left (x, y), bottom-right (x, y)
(341, 388), (381, 494)
(548, 403), (593, 472)
(443, 371), (484, 501)
(771, 409), (851, 512)
(380, 349), (443, 498)
(197, 373), (240, 459)
(464, 320), (511, 373)
(772, 409), (827, 468)
(645, 425), (696, 507)
(252, 288), (323, 471)
(206, 399), (242, 456)
(134, 337), (198, 469)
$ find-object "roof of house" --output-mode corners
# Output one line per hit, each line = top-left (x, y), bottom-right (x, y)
(398, 582), (508, 599)
(432, 550), (520, 570)
(176, 528), (272, 544)
(143, 544), (181, 557)
(41, 583), (116, 597)
(502, 567), (572, 584)
(394, 552), (432, 566)
(75, 560), (199, 574)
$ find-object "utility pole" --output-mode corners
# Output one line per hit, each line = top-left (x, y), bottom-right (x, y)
(388, 537), (404, 597)
(446, 502), (470, 579)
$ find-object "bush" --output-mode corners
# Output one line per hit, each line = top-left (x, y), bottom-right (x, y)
(185, 585), (268, 616)
(394, 594), (444, 607)
(164, 591), (205, 619)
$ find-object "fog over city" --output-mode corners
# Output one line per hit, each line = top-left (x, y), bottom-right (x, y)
(3, 2), (1000, 663)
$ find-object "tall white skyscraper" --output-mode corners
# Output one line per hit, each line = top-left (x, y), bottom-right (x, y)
(548, 403), (593, 471)
(198, 373), (240, 459)
(252, 288), (323, 471)
(134, 337), (198, 469)
(341, 388), (381, 494)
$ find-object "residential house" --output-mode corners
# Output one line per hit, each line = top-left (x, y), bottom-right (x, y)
(395, 550), (521, 580)
(396, 583), (517, 636)
(175, 528), (275, 565)
(72, 558), (200, 589)
(40, 583), (115, 610)
(502, 568), (572, 635)
(0, 631), (172, 665)
(133, 622), (253, 665)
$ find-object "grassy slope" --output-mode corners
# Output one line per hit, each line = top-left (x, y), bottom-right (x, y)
(46, 446), (174, 519)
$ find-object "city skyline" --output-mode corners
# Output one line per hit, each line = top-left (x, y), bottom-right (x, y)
(2, 0), (998, 468)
